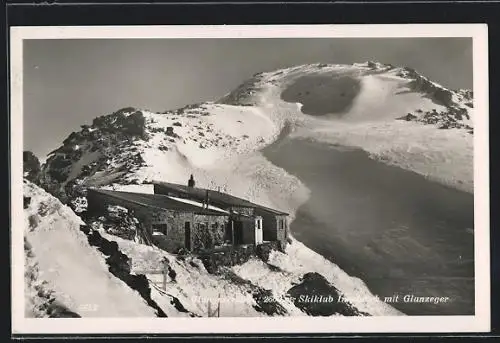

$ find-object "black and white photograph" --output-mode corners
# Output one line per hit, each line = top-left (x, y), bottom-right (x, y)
(10, 25), (490, 334)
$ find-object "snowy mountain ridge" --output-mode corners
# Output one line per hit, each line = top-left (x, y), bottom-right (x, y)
(40, 61), (473, 203)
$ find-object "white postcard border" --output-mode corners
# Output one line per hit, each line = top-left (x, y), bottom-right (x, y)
(10, 24), (490, 334)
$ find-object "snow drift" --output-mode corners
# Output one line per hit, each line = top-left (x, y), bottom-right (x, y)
(23, 180), (158, 317)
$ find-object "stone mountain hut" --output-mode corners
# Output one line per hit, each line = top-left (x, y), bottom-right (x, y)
(86, 175), (289, 254)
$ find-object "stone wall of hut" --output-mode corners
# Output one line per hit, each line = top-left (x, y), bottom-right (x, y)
(86, 190), (229, 253)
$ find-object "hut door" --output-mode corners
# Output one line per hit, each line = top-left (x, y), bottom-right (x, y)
(233, 221), (244, 245)
(255, 217), (263, 245)
(184, 222), (192, 251)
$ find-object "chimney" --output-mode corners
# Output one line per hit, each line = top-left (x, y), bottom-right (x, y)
(188, 174), (195, 188)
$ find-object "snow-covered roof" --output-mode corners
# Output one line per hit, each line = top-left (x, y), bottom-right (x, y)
(153, 181), (289, 216)
(166, 195), (229, 214)
(88, 189), (229, 216)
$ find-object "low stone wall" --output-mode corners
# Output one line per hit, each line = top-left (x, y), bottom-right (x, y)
(255, 241), (281, 262)
(199, 245), (254, 274)
(198, 242), (280, 274)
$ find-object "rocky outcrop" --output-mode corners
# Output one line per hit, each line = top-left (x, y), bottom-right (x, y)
(223, 270), (288, 316)
(217, 73), (264, 106)
(85, 205), (141, 241)
(23, 151), (41, 185)
(287, 272), (370, 316)
(401, 68), (454, 107)
(397, 107), (473, 133)
(40, 108), (149, 202)
(394, 67), (473, 133)
(92, 108), (147, 139)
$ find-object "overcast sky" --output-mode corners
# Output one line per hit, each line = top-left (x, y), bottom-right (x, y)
(23, 38), (472, 159)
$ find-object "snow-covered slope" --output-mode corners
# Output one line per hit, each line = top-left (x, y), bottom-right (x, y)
(97, 231), (268, 317)
(97, 231), (399, 317)
(23, 180), (158, 317)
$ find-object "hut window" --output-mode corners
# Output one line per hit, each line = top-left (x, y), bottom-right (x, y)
(152, 223), (168, 235)
(279, 219), (285, 230)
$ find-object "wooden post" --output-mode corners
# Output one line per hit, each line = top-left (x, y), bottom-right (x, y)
(162, 270), (167, 291)
(231, 221), (234, 245)
(217, 293), (221, 317)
